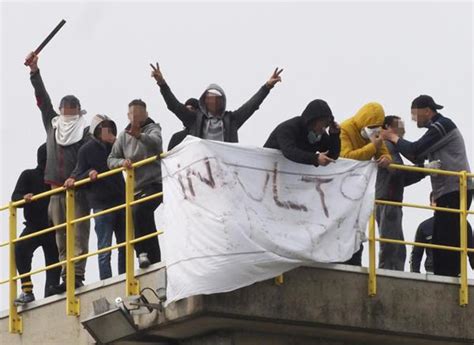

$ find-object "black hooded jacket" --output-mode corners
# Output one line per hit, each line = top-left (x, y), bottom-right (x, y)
(11, 144), (50, 229)
(72, 115), (125, 209)
(264, 100), (341, 165)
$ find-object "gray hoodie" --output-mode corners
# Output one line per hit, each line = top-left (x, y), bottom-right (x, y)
(107, 118), (162, 194)
(158, 81), (271, 142)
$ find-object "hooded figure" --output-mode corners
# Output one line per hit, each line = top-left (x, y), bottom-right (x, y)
(71, 114), (126, 280)
(340, 102), (391, 161)
(72, 114), (124, 210)
(264, 99), (340, 165)
(158, 79), (274, 142)
(11, 143), (61, 303)
(167, 98), (200, 151)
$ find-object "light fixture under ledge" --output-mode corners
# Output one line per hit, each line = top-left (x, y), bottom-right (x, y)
(81, 306), (138, 345)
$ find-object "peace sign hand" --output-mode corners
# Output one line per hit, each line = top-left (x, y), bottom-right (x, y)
(150, 62), (166, 85)
(266, 67), (284, 88)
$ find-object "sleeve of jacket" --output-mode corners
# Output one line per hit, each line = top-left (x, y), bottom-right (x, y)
(395, 126), (442, 163)
(402, 169), (426, 187)
(159, 83), (196, 128)
(11, 171), (30, 206)
(138, 124), (163, 155)
(410, 225), (426, 273)
(70, 145), (92, 180)
(340, 129), (377, 160)
(231, 84), (271, 129)
(108, 134), (126, 169)
(275, 125), (317, 165)
(375, 141), (392, 161)
(320, 133), (340, 160)
(30, 69), (58, 131)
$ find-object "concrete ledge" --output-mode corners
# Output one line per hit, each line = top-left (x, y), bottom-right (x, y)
(1, 263), (473, 344)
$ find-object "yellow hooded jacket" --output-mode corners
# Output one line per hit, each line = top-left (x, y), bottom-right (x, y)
(340, 102), (392, 161)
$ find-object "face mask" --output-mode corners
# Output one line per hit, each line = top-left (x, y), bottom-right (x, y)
(308, 130), (322, 144)
(361, 127), (381, 139)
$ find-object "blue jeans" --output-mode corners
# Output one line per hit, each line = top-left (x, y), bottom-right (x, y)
(94, 208), (125, 280)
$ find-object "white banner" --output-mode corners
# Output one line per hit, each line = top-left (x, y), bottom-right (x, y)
(160, 136), (377, 305)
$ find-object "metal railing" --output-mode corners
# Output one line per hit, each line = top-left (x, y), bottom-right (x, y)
(367, 164), (474, 307)
(1, 156), (473, 334)
(0, 154), (164, 334)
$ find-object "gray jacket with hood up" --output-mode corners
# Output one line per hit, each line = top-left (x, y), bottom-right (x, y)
(158, 82), (272, 142)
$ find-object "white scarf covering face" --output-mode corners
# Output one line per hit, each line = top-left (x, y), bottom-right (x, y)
(51, 113), (87, 146)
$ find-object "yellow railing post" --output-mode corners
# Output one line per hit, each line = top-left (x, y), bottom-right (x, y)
(459, 171), (468, 306)
(275, 274), (284, 285)
(8, 202), (22, 334)
(368, 208), (377, 297)
(66, 189), (80, 315)
(125, 167), (139, 296)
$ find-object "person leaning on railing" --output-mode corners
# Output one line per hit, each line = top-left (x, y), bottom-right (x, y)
(25, 52), (91, 294)
(263, 99), (340, 167)
(11, 143), (61, 305)
(107, 99), (163, 269)
(383, 95), (474, 277)
(375, 116), (426, 271)
(339, 102), (393, 266)
(71, 115), (126, 280)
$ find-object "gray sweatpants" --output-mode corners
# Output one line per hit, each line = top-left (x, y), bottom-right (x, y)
(48, 191), (90, 281)
(376, 205), (406, 271)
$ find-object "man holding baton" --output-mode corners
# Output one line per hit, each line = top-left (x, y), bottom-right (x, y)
(25, 52), (91, 294)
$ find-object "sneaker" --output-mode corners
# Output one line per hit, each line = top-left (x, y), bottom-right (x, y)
(14, 292), (35, 306)
(48, 279), (85, 295)
(139, 253), (151, 268)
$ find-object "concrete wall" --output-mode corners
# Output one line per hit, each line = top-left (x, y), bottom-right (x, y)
(1, 263), (474, 345)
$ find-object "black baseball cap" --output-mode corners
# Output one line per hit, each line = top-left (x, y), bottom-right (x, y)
(411, 95), (443, 111)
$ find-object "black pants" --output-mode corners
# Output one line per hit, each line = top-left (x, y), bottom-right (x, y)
(344, 244), (363, 266)
(433, 190), (473, 277)
(15, 225), (61, 297)
(133, 184), (162, 264)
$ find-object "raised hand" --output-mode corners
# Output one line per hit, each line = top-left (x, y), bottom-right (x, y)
(266, 67), (284, 88)
(24, 52), (39, 72)
(150, 62), (165, 85)
(126, 114), (142, 139)
(369, 133), (383, 151)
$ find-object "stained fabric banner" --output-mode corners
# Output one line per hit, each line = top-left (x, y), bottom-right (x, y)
(159, 136), (377, 305)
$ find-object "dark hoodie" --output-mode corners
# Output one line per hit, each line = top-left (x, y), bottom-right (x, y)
(12, 143), (50, 229)
(158, 82), (272, 142)
(72, 115), (125, 209)
(264, 100), (340, 165)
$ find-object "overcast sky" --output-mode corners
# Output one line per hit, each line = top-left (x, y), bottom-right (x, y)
(0, 1), (473, 310)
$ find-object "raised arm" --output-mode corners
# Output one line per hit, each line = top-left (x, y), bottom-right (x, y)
(25, 52), (58, 131)
(150, 63), (196, 128)
(232, 68), (283, 129)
